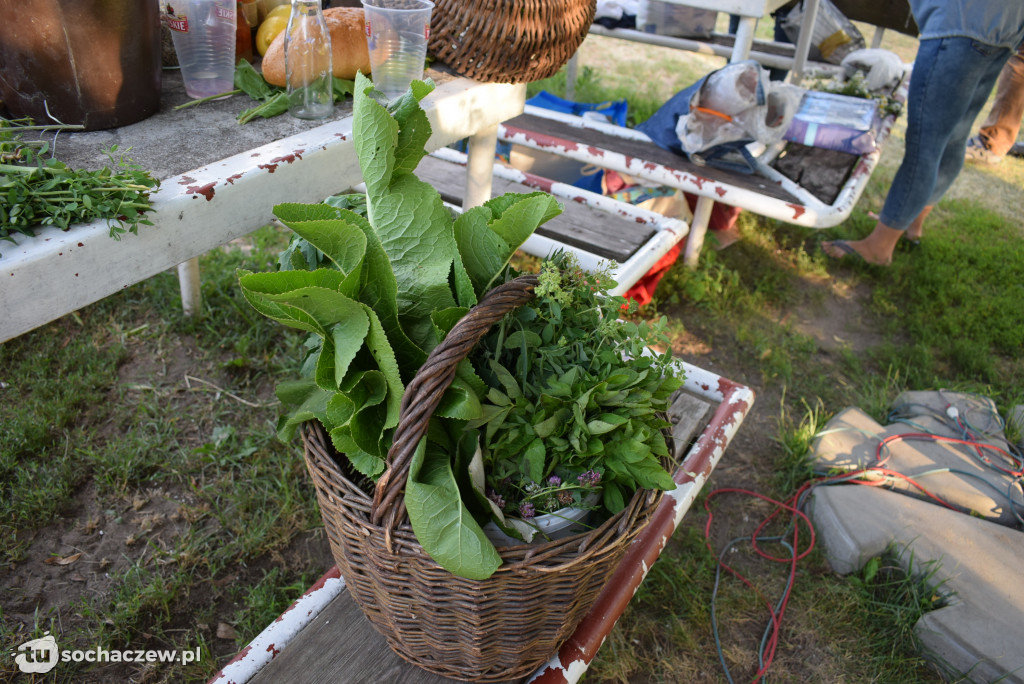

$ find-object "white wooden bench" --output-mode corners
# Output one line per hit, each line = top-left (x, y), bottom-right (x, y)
(420, 148), (689, 295)
(497, 68), (907, 268)
(0, 70), (525, 343)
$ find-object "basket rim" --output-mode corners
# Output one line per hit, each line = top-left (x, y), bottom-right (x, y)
(301, 418), (665, 570)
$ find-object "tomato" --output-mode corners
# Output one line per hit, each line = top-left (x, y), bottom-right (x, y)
(256, 14), (288, 56)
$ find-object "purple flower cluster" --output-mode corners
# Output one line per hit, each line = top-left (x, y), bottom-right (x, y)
(487, 489), (506, 510)
(577, 469), (601, 487)
(518, 502), (536, 519)
(547, 475), (562, 486)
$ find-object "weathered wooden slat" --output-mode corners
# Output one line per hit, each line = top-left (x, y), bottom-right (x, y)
(415, 155), (657, 264)
(669, 388), (716, 463)
(500, 113), (797, 203)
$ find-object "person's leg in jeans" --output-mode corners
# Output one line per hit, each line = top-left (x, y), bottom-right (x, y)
(823, 37), (1010, 264)
(974, 45), (1024, 158)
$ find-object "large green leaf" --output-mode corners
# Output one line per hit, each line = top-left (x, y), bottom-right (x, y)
(433, 376), (482, 421)
(353, 73), (398, 199)
(405, 440), (502, 580)
(453, 207), (511, 294)
(273, 210), (368, 278)
(362, 305), (403, 430)
(272, 202), (343, 223)
(372, 173), (459, 349)
(485, 192), (561, 250)
(389, 79), (434, 176)
(343, 199), (427, 379)
(238, 269), (347, 334)
(274, 380), (332, 441)
(262, 285), (364, 332)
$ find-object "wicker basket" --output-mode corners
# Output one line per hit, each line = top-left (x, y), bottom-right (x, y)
(428, 0), (597, 84)
(300, 274), (667, 682)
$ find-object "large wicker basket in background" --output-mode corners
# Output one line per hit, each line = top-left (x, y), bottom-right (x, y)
(300, 274), (667, 682)
(428, 0), (597, 84)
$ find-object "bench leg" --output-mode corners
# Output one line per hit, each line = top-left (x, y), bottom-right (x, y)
(464, 123), (498, 210)
(871, 26), (886, 49)
(789, 0), (820, 84)
(566, 53), (579, 102)
(683, 196), (714, 268)
(178, 257), (202, 317)
(731, 17), (757, 62)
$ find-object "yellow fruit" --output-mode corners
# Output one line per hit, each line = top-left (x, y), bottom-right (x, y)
(264, 4), (291, 23)
(256, 15), (288, 56)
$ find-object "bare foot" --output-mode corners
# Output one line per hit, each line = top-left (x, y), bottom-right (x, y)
(821, 239), (892, 266)
(868, 210), (920, 243)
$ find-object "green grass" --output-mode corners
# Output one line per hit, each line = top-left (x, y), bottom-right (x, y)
(0, 226), (324, 682)
(868, 201), (1024, 390)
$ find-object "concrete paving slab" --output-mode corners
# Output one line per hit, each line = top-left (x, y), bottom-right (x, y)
(890, 391), (1005, 439)
(808, 485), (1024, 682)
(811, 407), (1023, 525)
(1010, 406), (1024, 447)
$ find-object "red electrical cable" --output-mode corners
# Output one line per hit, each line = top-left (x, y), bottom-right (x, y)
(704, 461), (966, 683)
(706, 425), (1022, 682)
(874, 432), (1023, 477)
(704, 487), (813, 683)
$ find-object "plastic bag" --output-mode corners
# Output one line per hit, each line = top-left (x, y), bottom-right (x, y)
(637, 61), (803, 173)
(676, 61), (804, 154)
(840, 48), (905, 91)
(527, 90), (629, 127)
(779, 0), (866, 65)
(638, 0), (716, 39)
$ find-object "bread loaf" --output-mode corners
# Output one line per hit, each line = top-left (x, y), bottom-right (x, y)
(261, 7), (371, 87)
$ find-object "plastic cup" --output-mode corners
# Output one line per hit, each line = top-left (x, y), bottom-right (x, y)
(164, 0), (238, 99)
(361, 0), (434, 101)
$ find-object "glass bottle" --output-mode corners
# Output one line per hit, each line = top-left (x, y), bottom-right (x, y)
(284, 0), (333, 119)
(236, 1), (254, 63)
(240, 0), (259, 43)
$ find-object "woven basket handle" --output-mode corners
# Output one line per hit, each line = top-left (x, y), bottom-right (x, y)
(371, 274), (539, 530)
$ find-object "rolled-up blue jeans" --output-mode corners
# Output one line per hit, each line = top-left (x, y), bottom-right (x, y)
(879, 37), (1012, 231)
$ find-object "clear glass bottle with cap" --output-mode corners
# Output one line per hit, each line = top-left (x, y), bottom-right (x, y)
(284, 0), (333, 119)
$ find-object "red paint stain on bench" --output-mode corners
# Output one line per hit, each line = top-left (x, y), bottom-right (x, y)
(186, 182), (217, 201)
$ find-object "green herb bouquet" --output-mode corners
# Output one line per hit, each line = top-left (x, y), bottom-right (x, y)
(239, 73), (683, 583)
(466, 253), (682, 545)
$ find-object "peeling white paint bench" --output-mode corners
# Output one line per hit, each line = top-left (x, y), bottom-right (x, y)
(0, 68), (525, 344)
(418, 149), (690, 297)
(497, 74), (906, 270)
(209, 361), (754, 684)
